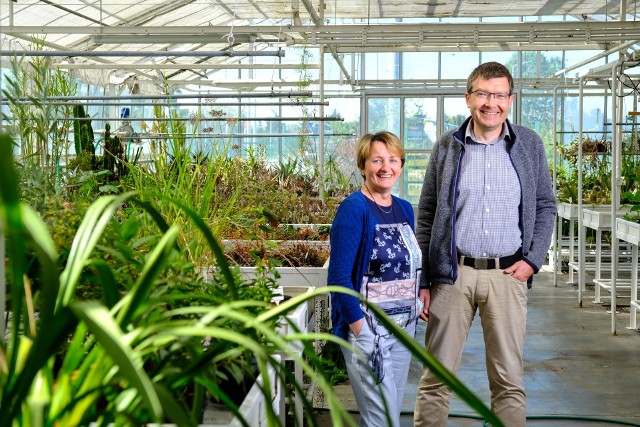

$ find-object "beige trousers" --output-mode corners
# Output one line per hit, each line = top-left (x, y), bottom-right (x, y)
(414, 264), (528, 427)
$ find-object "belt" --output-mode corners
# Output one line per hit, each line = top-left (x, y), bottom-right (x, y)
(457, 251), (521, 270)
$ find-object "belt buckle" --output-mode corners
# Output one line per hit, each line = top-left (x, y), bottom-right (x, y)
(474, 258), (488, 269)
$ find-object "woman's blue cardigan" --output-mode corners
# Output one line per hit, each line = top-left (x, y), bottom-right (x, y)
(328, 190), (415, 339)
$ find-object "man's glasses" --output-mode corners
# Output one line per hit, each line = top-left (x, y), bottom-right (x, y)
(469, 90), (512, 101)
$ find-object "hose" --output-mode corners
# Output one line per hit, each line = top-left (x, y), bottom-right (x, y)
(312, 408), (640, 426)
(450, 412), (640, 426)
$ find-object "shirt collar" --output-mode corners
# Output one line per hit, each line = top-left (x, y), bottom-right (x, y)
(464, 119), (511, 145)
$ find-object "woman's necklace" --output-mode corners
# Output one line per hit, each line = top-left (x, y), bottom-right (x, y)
(364, 184), (393, 214)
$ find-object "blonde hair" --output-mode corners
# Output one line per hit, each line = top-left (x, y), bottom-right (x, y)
(356, 131), (405, 172)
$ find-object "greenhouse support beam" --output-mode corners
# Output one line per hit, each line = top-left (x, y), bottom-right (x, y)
(0, 91), (313, 102)
(54, 116), (343, 122)
(609, 57), (626, 336)
(24, 101), (330, 107)
(552, 83), (579, 288)
(55, 63), (319, 70)
(6, 49), (285, 58)
(553, 39), (640, 77)
(90, 132), (354, 139)
(577, 76), (585, 309)
(319, 43), (326, 202)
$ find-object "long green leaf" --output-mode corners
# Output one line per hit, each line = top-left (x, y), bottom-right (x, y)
(58, 193), (124, 307)
(258, 285), (504, 427)
(0, 308), (77, 426)
(0, 134), (28, 386)
(116, 224), (179, 326)
(70, 301), (163, 421)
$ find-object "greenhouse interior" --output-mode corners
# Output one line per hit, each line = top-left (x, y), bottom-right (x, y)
(1, 0), (640, 426)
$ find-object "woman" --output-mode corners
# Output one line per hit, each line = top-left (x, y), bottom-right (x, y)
(328, 131), (422, 426)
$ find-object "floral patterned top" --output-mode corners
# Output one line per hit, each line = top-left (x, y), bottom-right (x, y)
(362, 198), (422, 328)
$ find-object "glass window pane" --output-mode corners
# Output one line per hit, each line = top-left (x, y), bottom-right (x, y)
(481, 51), (516, 70)
(564, 50), (607, 79)
(404, 98), (438, 150)
(402, 152), (431, 205)
(402, 52), (439, 80)
(443, 96), (469, 132)
(364, 53), (401, 79)
(441, 52), (479, 80)
(367, 97), (401, 135)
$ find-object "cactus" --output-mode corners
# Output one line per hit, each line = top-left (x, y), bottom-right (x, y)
(103, 123), (125, 179)
(72, 104), (95, 155)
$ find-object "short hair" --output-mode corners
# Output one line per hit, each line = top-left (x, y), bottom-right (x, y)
(467, 61), (514, 94)
(356, 131), (405, 171)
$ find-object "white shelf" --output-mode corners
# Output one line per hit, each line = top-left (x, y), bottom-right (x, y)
(557, 203), (609, 220)
(616, 218), (640, 246)
(582, 207), (629, 230)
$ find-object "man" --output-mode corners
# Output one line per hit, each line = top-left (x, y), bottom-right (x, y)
(413, 61), (557, 427)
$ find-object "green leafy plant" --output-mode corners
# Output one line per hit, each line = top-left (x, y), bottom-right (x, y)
(2, 43), (76, 176)
(1, 131), (504, 426)
(622, 175), (640, 223)
(556, 135), (611, 204)
(0, 133), (349, 426)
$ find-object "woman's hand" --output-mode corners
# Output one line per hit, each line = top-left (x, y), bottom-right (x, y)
(349, 317), (365, 337)
(419, 288), (431, 321)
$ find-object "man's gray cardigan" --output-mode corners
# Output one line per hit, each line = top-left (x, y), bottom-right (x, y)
(416, 117), (557, 289)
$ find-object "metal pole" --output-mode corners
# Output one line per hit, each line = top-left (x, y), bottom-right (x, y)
(319, 44), (326, 201)
(578, 76), (585, 307)
(552, 84), (580, 287)
(611, 58), (624, 335)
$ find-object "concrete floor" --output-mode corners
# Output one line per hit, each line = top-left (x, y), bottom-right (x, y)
(315, 268), (640, 426)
